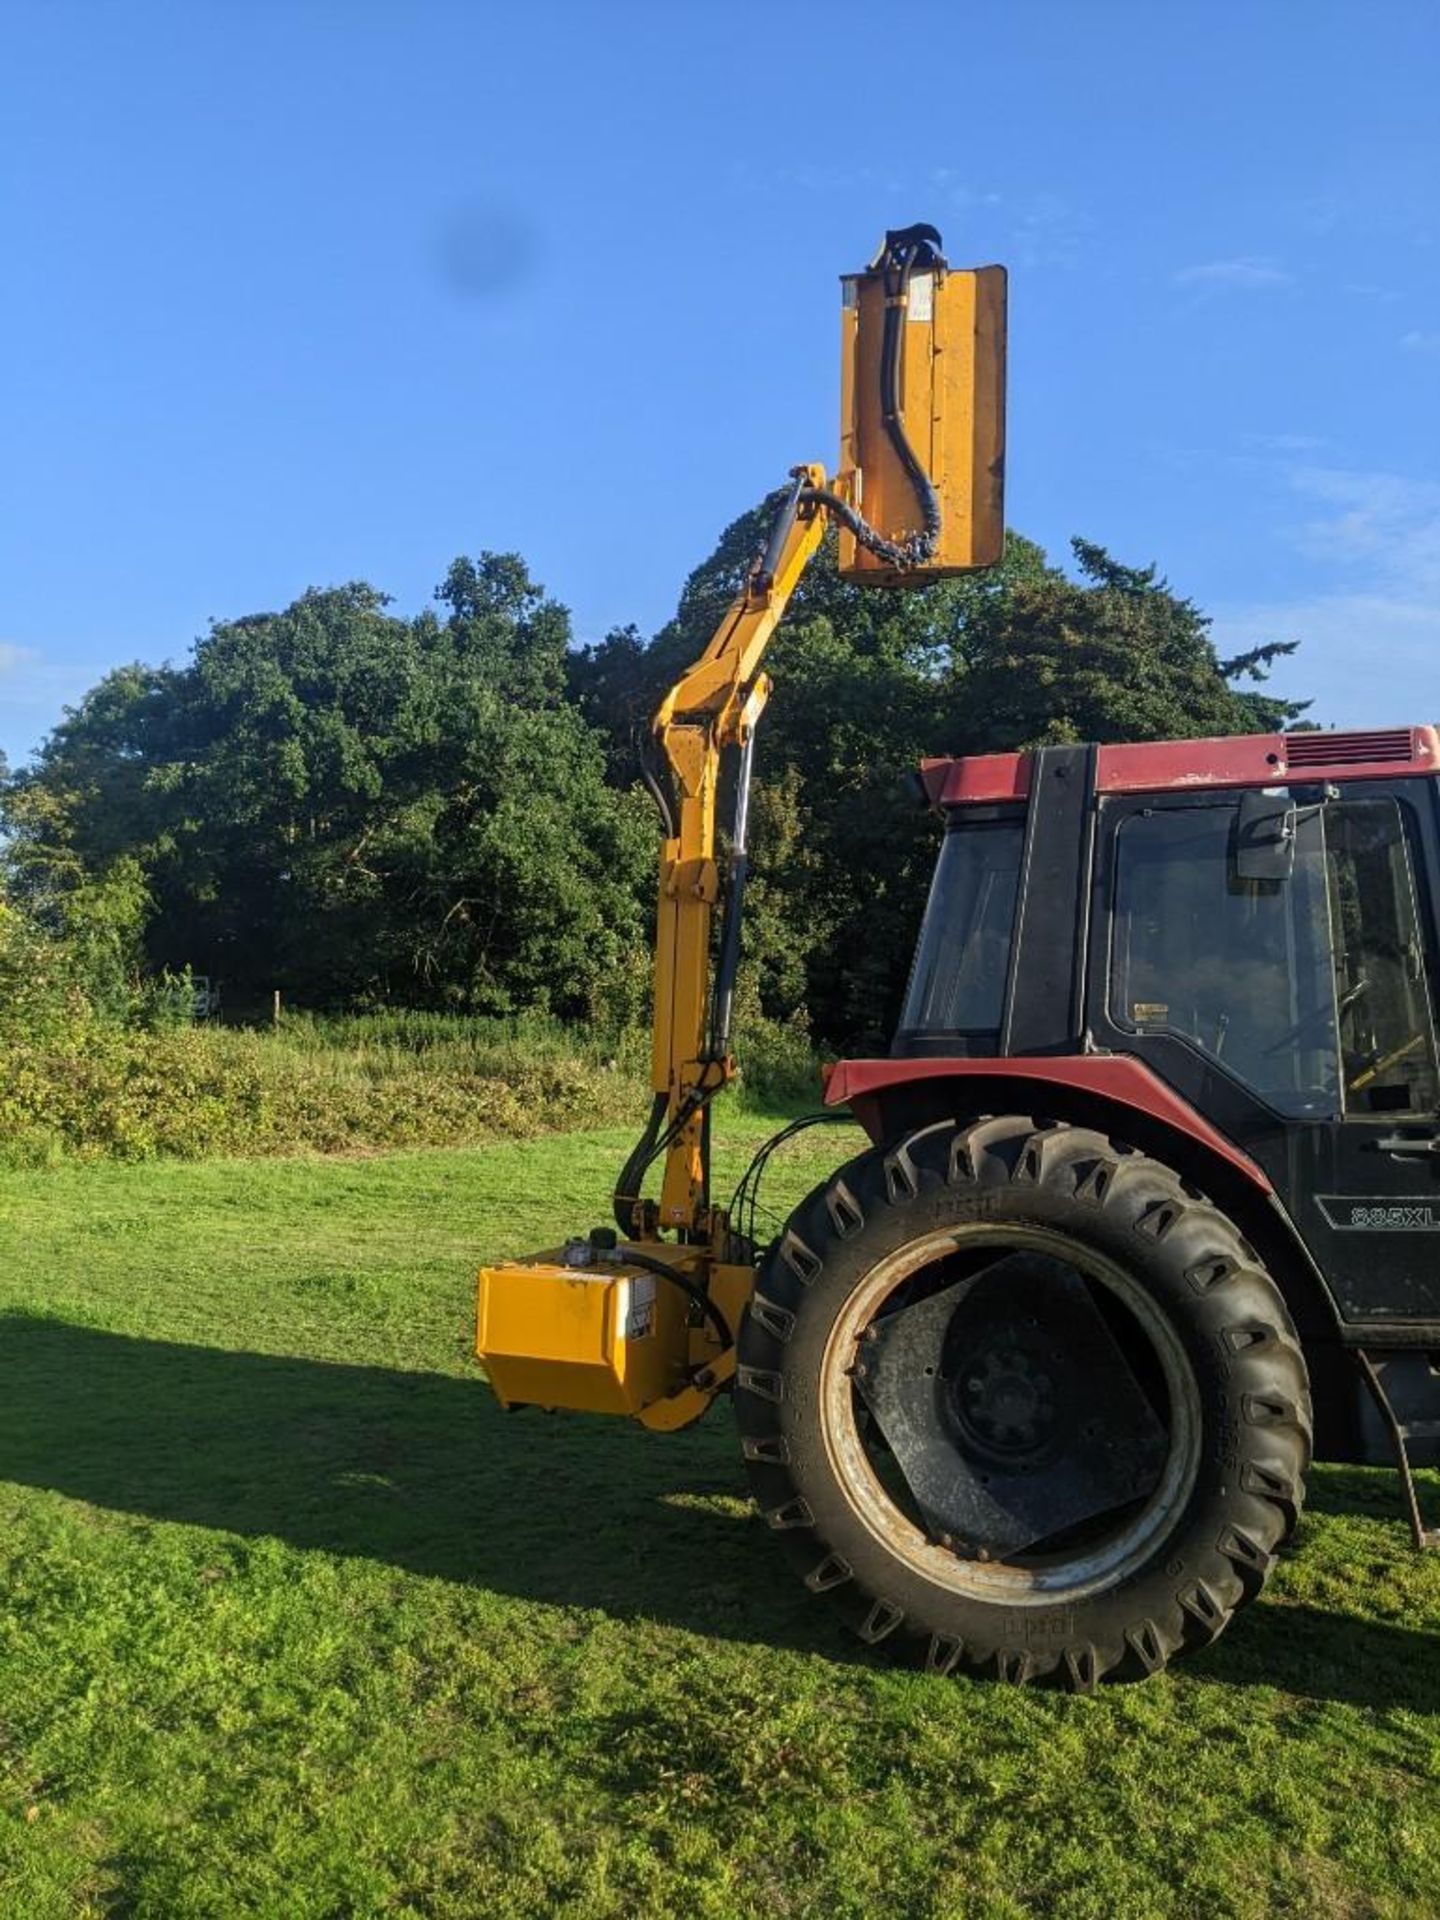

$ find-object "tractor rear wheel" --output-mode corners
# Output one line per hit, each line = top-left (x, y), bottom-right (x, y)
(734, 1116), (1311, 1688)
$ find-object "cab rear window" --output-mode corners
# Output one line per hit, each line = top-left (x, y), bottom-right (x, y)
(900, 821), (1023, 1038)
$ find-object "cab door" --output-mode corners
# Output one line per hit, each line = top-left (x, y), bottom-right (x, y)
(1093, 780), (1440, 1327)
(1291, 785), (1440, 1322)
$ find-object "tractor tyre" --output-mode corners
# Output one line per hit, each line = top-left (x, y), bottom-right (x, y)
(733, 1116), (1311, 1689)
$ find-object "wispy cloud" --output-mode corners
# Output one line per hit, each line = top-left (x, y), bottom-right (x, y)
(929, 170), (1003, 212)
(1288, 188), (1435, 249)
(929, 174), (1088, 269)
(1401, 329), (1440, 353)
(1240, 432), (1327, 454)
(1286, 466), (1440, 591)
(1172, 257), (1293, 291)
(0, 644), (121, 768)
(1009, 191), (1088, 270)
(1211, 464), (1440, 726)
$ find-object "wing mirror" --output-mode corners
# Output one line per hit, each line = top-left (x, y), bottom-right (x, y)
(1235, 789), (1298, 882)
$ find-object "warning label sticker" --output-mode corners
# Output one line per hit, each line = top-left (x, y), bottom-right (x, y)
(625, 1275), (657, 1340)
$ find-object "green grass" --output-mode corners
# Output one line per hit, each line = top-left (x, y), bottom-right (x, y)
(0, 1119), (1438, 1916)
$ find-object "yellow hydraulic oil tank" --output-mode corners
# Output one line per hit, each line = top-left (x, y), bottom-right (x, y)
(476, 1252), (690, 1416)
(838, 256), (1006, 580)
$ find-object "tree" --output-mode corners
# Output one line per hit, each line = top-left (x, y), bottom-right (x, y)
(946, 539), (1309, 752)
(4, 558), (653, 1016)
(591, 505), (1309, 1049)
(3, 507), (1310, 1054)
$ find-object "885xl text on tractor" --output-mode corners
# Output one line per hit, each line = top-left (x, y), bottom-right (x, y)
(477, 224), (1439, 1689)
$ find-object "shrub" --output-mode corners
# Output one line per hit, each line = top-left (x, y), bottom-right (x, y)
(0, 897), (826, 1165)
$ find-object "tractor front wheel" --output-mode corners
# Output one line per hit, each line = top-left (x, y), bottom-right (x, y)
(734, 1117), (1311, 1688)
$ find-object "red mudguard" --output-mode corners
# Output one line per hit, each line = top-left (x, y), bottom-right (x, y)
(824, 1055), (1272, 1194)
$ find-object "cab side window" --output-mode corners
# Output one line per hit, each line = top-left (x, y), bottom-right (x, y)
(1324, 799), (1439, 1115)
(1109, 805), (1340, 1118)
(900, 821), (1023, 1040)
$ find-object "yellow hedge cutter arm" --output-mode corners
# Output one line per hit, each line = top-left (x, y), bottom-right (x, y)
(476, 226), (1005, 1432)
(627, 468), (828, 1242)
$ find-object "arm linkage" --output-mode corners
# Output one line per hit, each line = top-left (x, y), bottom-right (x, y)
(646, 464), (829, 1235)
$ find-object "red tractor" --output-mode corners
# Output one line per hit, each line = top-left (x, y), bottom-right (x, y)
(735, 725), (1439, 1686)
(477, 227), (1437, 1687)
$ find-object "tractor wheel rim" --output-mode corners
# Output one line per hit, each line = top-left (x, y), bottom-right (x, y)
(818, 1223), (1203, 1604)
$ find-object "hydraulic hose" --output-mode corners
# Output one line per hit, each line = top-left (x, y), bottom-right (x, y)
(614, 226), (947, 1241)
(620, 1246), (734, 1354)
(878, 229), (944, 560)
(638, 748), (676, 840)
(707, 725), (756, 1064)
(799, 223), (946, 570)
(613, 1090), (668, 1237)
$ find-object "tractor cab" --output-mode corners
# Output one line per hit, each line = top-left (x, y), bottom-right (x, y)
(824, 725), (1440, 1501)
(900, 728), (1440, 1120)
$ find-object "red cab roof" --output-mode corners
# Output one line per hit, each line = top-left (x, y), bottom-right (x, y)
(920, 725), (1440, 808)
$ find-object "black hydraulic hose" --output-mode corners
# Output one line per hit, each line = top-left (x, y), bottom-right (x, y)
(637, 744), (676, 840)
(879, 243), (942, 558)
(708, 846), (750, 1057)
(798, 224), (946, 570)
(620, 1246), (733, 1354)
(612, 1080), (725, 1236)
(615, 226), (945, 1240)
(708, 725), (756, 1062)
(796, 484), (913, 571)
(613, 1090), (668, 1237)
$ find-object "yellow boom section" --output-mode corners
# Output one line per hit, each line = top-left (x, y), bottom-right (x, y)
(647, 466), (828, 1233)
(476, 221), (1007, 1436)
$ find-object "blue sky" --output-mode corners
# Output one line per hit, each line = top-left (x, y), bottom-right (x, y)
(3, 2), (1438, 768)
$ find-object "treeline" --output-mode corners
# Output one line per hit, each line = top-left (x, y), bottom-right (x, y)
(1, 497), (1303, 1052)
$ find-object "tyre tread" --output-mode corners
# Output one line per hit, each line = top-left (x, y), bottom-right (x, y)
(735, 1115), (1310, 1690)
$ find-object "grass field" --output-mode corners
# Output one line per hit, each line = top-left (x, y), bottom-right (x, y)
(0, 1117), (1438, 1917)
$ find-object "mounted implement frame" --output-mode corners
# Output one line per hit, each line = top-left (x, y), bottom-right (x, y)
(477, 227), (1007, 1430)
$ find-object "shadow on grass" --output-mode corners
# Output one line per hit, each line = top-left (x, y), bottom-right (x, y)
(0, 1313), (836, 1656)
(0, 1312), (1433, 1703)
(1193, 1597), (1440, 1711)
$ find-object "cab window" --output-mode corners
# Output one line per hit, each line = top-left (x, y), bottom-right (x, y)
(901, 820), (1022, 1039)
(1109, 804), (1339, 1117)
(1324, 798), (1439, 1115)
(1109, 796), (1440, 1120)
